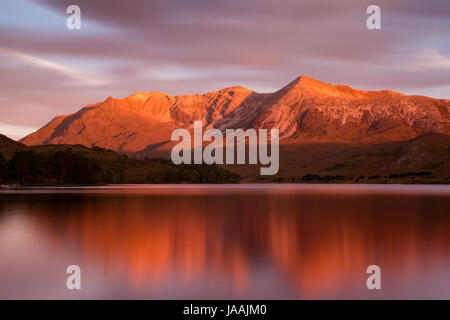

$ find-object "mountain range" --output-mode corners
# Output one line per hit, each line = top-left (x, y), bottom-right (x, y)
(18, 76), (450, 181)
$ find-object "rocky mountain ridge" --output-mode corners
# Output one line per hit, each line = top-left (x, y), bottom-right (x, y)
(21, 76), (450, 155)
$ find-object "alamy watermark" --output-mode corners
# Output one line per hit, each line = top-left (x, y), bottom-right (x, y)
(66, 265), (81, 290)
(366, 265), (381, 290)
(66, 5), (81, 30)
(366, 5), (381, 30)
(171, 121), (280, 175)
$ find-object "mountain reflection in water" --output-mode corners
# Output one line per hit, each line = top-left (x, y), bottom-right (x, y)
(0, 185), (449, 299)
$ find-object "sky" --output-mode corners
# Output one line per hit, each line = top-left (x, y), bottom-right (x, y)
(0, 0), (449, 139)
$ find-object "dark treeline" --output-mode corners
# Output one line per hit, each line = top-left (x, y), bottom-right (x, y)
(1, 149), (102, 185)
(0, 153), (6, 183)
(147, 158), (241, 184)
(254, 171), (436, 183)
(0, 149), (241, 186)
(298, 172), (432, 182)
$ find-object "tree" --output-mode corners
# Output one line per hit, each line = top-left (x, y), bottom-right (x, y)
(6, 149), (103, 186)
(8, 150), (39, 185)
(0, 153), (6, 183)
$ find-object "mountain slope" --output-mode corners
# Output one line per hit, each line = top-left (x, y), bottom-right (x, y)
(230, 133), (450, 182)
(21, 76), (450, 156)
(0, 133), (240, 185)
(0, 134), (26, 158)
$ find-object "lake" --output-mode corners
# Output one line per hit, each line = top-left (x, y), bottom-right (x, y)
(0, 184), (449, 299)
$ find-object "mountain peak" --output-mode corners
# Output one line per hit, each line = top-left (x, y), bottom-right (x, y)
(285, 75), (326, 86)
(217, 85), (253, 94)
(126, 92), (151, 100)
(125, 91), (171, 102)
(280, 76), (406, 99)
(279, 75), (355, 97)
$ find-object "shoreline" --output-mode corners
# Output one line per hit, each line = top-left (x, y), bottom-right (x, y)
(2, 180), (450, 189)
(2, 183), (450, 196)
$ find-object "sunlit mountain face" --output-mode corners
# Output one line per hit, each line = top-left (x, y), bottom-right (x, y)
(21, 76), (450, 154)
(1, 186), (449, 299)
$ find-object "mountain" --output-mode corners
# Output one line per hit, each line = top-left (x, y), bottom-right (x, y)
(21, 76), (450, 155)
(18, 76), (450, 182)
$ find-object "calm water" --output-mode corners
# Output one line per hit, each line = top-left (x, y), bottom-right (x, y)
(0, 184), (449, 299)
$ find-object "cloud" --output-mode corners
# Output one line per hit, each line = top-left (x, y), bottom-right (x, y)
(0, 0), (449, 134)
(0, 122), (38, 140)
(0, 47), (107, 85)
(411, 49), (450, 71)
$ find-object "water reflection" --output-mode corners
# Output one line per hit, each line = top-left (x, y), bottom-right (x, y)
(0, 185), (450, 299)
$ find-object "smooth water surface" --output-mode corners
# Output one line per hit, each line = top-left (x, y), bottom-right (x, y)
(0, 184), (449, 299)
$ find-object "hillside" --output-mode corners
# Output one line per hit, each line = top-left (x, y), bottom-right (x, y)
(3, 132), (450, 184)
(0, 134), (26, 158)
(0, 136), (240, 186)
(227, 133), (450, 183)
